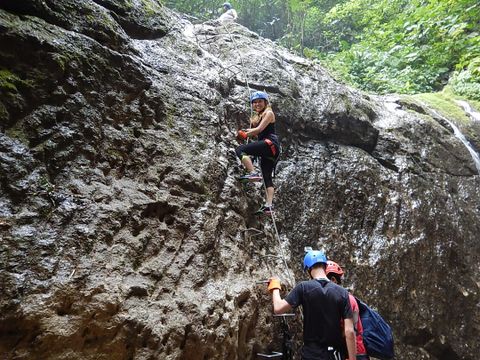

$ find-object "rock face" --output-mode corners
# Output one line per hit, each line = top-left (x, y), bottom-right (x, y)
(1, 1), (479, 359)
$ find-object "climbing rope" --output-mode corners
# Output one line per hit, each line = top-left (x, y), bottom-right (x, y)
(218, 22), (297, 291)
(202, 19), (301, 358)
(221, 22), (254, 116)
(193, 17), (297, 297)
(260, 176), (296, 288)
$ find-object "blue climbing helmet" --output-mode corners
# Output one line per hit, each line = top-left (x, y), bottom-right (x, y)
(303, 250), (328, 271)
(223, 2), (232, 9)
(250, 91), (269, 103)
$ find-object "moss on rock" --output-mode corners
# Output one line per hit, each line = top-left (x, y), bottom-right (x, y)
(409, 90), (480, 151)
(140, 0), (163, 16)
(412, 92), (470, 126)
(0, 69), (21, 92)
(0, 101), (9, 122)
(5, 125), (28, 145)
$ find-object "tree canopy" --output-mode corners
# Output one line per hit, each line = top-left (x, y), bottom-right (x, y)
(164, 0), (480, 98)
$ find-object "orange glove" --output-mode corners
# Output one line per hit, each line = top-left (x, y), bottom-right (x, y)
(236, 130), (248, 142)
(267, 277), (281, 292)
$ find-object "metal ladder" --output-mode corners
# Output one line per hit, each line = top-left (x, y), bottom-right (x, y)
(257, 314), (294, 360)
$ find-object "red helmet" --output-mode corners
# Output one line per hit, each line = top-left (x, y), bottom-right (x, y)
(326, 260), (344, 276)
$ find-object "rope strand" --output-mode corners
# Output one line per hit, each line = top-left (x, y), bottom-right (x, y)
(194, 19), (297, 295)
(221, 22), (296, 290)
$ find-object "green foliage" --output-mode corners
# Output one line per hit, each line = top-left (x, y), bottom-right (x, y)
(319, 0), (480, 94)
(165, 0), (480, 95)
(449, 58), (480, 100)
(165, 0), (291, 39)
(163, 0), (223, 21)
(235, 0), (290, 40)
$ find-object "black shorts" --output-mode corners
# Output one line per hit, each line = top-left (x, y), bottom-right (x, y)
(235, 140), (278, 188)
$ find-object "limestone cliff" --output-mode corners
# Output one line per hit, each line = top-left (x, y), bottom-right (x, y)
(1, 1), (479, 359)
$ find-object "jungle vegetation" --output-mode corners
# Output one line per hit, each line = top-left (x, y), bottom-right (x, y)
(164, 0), (480, 99)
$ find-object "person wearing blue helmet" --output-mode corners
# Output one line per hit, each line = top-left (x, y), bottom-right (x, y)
(235, 91), (280, 215)
(218, 2), (238, 22)
(267, 250), (356, 360)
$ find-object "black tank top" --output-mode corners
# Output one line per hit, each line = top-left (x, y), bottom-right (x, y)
(258, 122), (275, 141)
(257, 111), (279, 148)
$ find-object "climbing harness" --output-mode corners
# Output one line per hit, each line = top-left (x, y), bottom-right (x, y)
(263, 138), (281, 178)
(264, 138), (277, 157)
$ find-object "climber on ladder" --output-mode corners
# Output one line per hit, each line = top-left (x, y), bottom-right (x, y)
(235, 91), (280, 215)
(267, 250), (357, 360)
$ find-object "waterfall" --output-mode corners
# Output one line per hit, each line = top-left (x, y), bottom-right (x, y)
(445, 118), (480, 175)
(456, 100), (480, 122)
(421, 103), (480, 175)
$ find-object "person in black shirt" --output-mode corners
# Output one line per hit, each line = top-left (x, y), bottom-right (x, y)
(235, 91), (280, 215)
(268, 250), (356, 360)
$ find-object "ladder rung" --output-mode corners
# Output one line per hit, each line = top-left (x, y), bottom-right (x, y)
(257, 351), (283, 358)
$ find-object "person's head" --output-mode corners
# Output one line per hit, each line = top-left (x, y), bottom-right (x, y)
(303, 250), (328, 278)
(250, 91), (269, 112)
(325, 260), (344, 285)
(223, 2), (232, 10)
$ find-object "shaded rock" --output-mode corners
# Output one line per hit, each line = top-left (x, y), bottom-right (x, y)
(1, 0), (133, 52)
(91, 0), (171, 40)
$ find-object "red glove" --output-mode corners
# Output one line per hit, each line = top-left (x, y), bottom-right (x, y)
(237, 130), (248, 142)
(267, 277), (281, 292)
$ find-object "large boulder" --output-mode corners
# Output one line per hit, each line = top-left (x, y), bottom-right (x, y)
(1, 2), (479, 359)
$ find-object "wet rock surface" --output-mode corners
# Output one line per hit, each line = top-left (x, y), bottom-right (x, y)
(1, 2), (479, 360)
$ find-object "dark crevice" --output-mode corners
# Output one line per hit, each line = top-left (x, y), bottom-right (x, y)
(128, 286), (148, 298)
(280, 113), (379, 154)
(235, 290), (251, 308)
(398, 99), (428, 115)
(141, 201), (177, 222)
(179, 324), (192, 350)
(235, 80), (287, 96)
(425, 340), (463, 360)
(90, 0), (128, 15)
(56, 298), (75, 316)
(373, 157), (400, 172)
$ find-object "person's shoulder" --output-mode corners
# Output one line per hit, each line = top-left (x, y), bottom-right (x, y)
(298, 279), (320, 289)
(263, 109), (275, 118)
(348, 293), (359, 309)
(327, 281), (349, 294)
(292, 280), (311, 290)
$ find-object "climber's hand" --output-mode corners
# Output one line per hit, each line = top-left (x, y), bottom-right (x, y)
(236, 130), (248, 142)
(267, 277), (281, 292)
